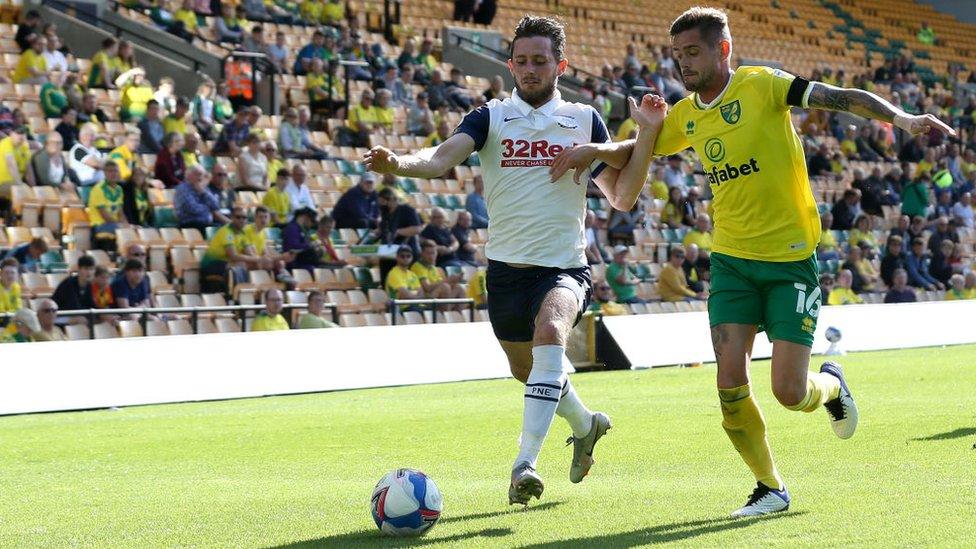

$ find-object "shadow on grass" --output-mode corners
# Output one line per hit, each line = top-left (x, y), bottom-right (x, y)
(913, 427), (976, 441)
(267, 502), (564, 548)
(520, 510), (808, 547)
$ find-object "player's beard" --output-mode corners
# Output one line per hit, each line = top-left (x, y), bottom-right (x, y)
(515, 75), (557, 107)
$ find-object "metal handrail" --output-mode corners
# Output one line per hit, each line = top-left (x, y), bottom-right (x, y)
(389, 298), (476, 324)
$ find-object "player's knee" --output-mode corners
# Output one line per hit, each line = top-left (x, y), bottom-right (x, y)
(532, 318), (566, 346)
(772, 380), (806, 408)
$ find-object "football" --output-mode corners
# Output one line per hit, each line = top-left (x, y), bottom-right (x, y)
(370, 469), (443, 536)
(825, 326), (843, 343)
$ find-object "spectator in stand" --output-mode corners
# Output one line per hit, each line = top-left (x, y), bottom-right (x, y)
(26, 131), (69, 192)
(816, 211), (841, 261)
(827, 269), (863, 305)
(885, 268), (917, 303)
(1, 308), (39, 343)
(853, 167), (886, 217)
(214, 5), (244, 44)
(306, 58), (341, 115)
(445, 68), (473, 110)
(244, 206), (295, 280)
(108, 128), (140, 181)
(242, 24), (269, 54)
(190, 80), (217, 140)
(0, 258), (23, 313)
(907, 215), (928, 243)
(163, 97), (189, 136)
(465, 174), (489, 229)
(312, 214), (345, 267)
(213, 81), (234, 124)
(848, 214), (880, 253)
(174, 0), (206, 41)
(583, 210), (605, 265)
(32, 298), (66, 341)
(236, 134), (269, 191)
(87, 37), (119, 89)
(660, 186), (686, 228)
(40, 71), (68, 118)
(153, 132), (186, 189)
(279, 107), (327, 159)
(263, 140), (284, 181)
(54, 106), (79, 150)
(888, 214), (911, 241)
(916, 21), (936, 45)
(929, 238), (957, 287)
(332, 172), (379, 229)
(682, 243), (708, 293)
(199, 206), (258, 291)
(606, 246), (644, 304)
(293, 31), (329, 75)
(0, 126), (30, 191)
(952, 192), (974, 228)
(659, 246), (707, 302)
(607, 202), (643, 244)
(452, 211), (479, 266)
(682, 213), (713, 253)
(588, 281), (629, 316)
(52, 253), (94, 320)
(252, 289), (289, 331)
(207, 164), (236, 218)
(466, 267), (487, 310)
(3, 237), (47, 273)
(137, 100), (165, 153)
(412, 240), (466, 310)
(111, 259), (152, 313)
(86, 162), (128, 251)
(944, 273), (971, 301)
(830, 188), (861, 230)
(298, 290), (338, 329)
(175, 164), (228, 232)
(931, 189), (954, 220)
(261, 168), (292, 225)
(343, 89), (379, 148)
(320, 0), (345, 25)
(407, 92), (435, 137)
(15, 10), (41, 52)
(13, 34), (48, 85)
(374, 89), (395, 132)
(376, 187), (422, 256)
(282, 207), (319, 272)
(123, 166), (154, 227)
(880, 235), (907, 287)
(425, 69), (450, 110)
(927, 216), (958, 255)
(267, 31), (288, 73)
(807, 143), (832, 177)
(420, 207), (460, 267)
(391, 65), (416, 106)
(844, 244), (879, 292)
(483, 75), (508, 102)
(906, 237), (942, 290)
(182, 130), (202, 168)
(385, 245), (423, 300)
(213, 108), (251, 156)
(818, 272), (835, 302)
(285, 163), (316, 213)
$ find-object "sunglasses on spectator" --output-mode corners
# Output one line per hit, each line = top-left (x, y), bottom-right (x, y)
(233, 214), (247, 219)
(132, 252), (146, 257)
(39, 308), (57, 313)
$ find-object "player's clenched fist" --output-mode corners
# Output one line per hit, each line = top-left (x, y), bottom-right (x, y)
(628, 93), (668, 130)
(364, 146), (399, 174)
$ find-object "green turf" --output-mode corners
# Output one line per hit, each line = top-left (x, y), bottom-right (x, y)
(2, 345), (975, 547)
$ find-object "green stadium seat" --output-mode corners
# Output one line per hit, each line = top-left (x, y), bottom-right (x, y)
(40, 250), (67, 273)
(78, 186), (92, 205)
(264, 227), (282, 244)
(400, 178), (419, 193)
(354, 267), (378, 290)
(154, 207), (179, 228)
(205, 226), (218, 240)
(444, 265), (463, 281)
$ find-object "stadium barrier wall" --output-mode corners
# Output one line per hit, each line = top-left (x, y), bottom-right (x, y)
(602, 300), (976, 369)
(1, 322), (512, 416)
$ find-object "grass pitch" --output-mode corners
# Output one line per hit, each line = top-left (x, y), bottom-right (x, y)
(1, 345), (975, 547)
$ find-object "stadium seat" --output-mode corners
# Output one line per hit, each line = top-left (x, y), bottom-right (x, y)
(403, 311), (425, 325)
(339, 313), (366, 327)
(145, 321), (170, 337)
(119, 320), (145, 338)
(215, 318), (241, 333)
(64, 324), (90, 341)
(94, 323), (119, 339)
(167, 319), (194, 335)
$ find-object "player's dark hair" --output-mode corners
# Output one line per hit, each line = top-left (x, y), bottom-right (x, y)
(511, 16), (565, 60)
(669, 6), (730, 46)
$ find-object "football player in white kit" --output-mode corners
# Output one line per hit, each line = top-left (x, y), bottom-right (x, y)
(365, 16), (666, 505)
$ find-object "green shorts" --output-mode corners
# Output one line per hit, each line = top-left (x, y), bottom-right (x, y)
(708, 252), (821, 347)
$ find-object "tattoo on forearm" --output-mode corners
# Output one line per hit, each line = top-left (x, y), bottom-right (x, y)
(807, 83), (897, 123)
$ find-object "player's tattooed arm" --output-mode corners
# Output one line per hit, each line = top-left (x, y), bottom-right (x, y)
(806, 82), (956, 136)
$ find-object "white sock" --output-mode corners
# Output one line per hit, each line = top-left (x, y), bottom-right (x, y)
(556, 378), (594, 438)
(514, 345), (566, 469)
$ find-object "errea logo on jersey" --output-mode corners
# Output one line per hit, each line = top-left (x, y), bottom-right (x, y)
(500, 139), (572, 167)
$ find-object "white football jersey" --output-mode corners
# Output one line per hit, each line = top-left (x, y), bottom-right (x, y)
(455, 89), (610, 269)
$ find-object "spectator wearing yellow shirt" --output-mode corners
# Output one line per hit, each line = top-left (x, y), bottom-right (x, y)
(615, 117), (637, 141)
(374, 89), (395, 131)
(182, 130), (202, 168)
(816, 211), (840, 261)
(424, 119), (453, 149)
(244, 206), (296, 283)
(827, 269), (863, 305)
(589, 282), (628, 316)
(660, 186), (686, 228)
(411, 240), (466, 310)
(298, 290), (339, 329)
(163, 97), (190, 136)
(200, 206), (260, 292)
(118, 68), (155, 122)
(840, 125), (858, 159)
(916, 21), (936, 45)
(682, 214), (713, 253)
(113, 40), (137, 77)
(345, 89), (379, 147)
(321, 0), (345, 24)
(86, 162), (129, 250)
(88, 37), (119, 89)
(306, 58), (339, 112)
(848, 214), (879, 252)
(0, 258), (24, 313)
(109, 129), (141, 181)
(385, 245), (423, 300)
(842, 244), (879, 292)
(466, 268), (487, 309)
(13, 34), (48, 85)
(251, 288), (290, 331)
(1, 308), (39, 343)
(658, 246), (707, 302)
(300, 0), (322, 24)
(174, 0), (203, 39)
(262, 168), (292, 225)
(648, 165), (669, 201)
(0, 126), (31, 191)
(943, 274), (971, 300)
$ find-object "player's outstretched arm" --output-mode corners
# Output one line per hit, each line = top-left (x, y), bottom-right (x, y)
(806, 82), (957, 137)
(364, 133), (476, 179)
(594, 94), (668, 211)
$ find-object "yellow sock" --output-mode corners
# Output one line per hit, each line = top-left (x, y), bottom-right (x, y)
(785, 372), (842, 413)
(719, 385), (784, 490)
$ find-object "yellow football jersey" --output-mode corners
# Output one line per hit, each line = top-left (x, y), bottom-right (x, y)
(654, 65), (820, 262)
